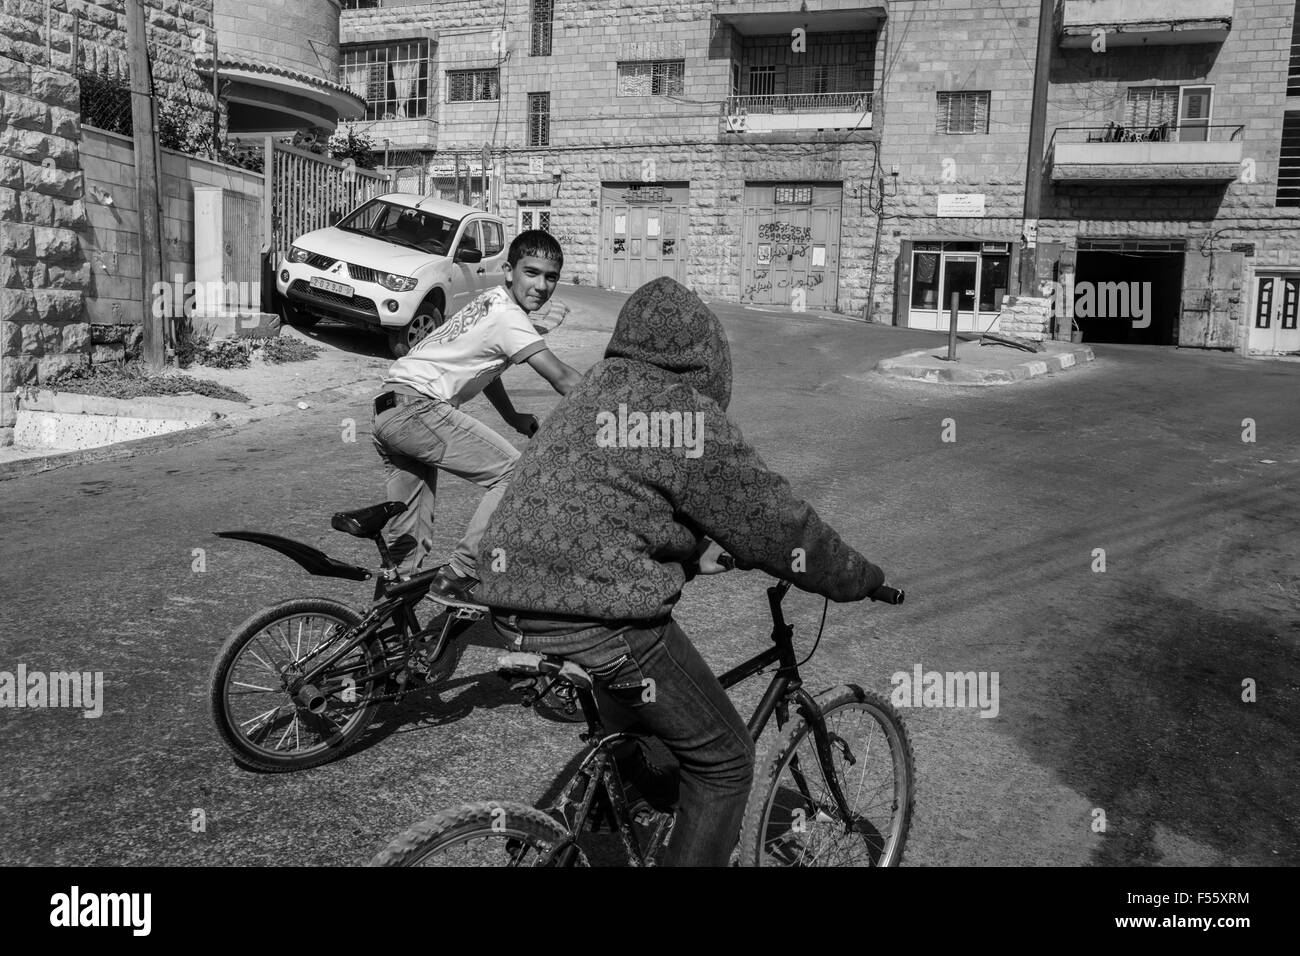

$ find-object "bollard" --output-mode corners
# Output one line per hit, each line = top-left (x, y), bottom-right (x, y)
(947, 291), (959, 362)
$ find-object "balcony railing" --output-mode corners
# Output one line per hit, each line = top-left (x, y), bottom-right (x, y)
(725, 91), (873, 114)
(1049, 124), (1245, 182)
(1054, 123), (1243, 145)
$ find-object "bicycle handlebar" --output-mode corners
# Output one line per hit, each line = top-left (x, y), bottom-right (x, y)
(716, 553), (904, 605)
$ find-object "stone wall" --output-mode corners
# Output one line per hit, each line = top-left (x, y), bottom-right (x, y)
(0, 52), (89, 444)
(0, 0), (215, 118)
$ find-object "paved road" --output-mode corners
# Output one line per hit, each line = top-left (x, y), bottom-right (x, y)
(1, 289), (1296, 865)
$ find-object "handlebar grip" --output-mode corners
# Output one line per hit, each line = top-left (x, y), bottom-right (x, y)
(868, 585), (905, 605)
(716, 553), (755, 572)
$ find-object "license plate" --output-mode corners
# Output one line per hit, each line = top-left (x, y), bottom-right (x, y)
(310, 276), (353, 297)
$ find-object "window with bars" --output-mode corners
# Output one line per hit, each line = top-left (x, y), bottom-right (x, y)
(447, 68), (500, 102)
(341, 41), (430, 120)
(1278, 111), (1300, 206)
(531, 0), (553, 57)
(617, 60), (685, 97)
(528, 92), (550, 146)
(774, 185), (812, 204)
(1290, 0), (1300, 95)
(1126, 86), (1179, 128)
(936, 91), (989, 134)
(787, 64), (860, 95)
(749, 65), (775, 97)
(340, 0), (380, 8)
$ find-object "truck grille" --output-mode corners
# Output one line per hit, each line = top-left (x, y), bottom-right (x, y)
(303, 252), (336, 270)
(289, 280), (379, 315)
(346, 263), (378, 283)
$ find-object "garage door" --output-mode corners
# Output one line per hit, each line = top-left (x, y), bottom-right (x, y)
(741, 183), (842, 310)
(598, 183), (688, 291)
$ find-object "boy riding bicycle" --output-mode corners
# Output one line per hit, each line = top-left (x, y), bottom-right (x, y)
(477, 276), (887, 866)
(372, 230), (583, 605)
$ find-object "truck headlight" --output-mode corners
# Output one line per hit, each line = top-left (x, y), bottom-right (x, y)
(378, 273), (418, 292)
(288, 246), (311, 263)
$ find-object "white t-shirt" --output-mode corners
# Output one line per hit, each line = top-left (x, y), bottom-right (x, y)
(385, 286), (547, 407)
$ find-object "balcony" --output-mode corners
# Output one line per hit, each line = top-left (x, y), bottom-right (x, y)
(722, 92), (873, 133)
(1049, 124), (1244, 182)
(713, 0), (887, 35)
(1059, 0), (1233, 48)
(358, 116), (439, 151)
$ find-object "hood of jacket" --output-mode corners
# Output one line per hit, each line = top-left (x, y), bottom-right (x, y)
(603, 277), (733, 411)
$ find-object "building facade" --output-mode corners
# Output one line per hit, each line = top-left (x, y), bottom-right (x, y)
(336, 0), (1300, 355)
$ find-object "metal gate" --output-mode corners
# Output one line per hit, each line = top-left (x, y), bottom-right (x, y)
(741, 183), (842, 310)
(263, 139), (392, 263)
(598, 183), (688, 291)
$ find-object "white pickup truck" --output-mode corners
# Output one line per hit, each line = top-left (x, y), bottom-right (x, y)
(275, 193), (510, 357)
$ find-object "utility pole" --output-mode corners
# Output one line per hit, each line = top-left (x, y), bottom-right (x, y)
(126, 0), (165, 367)
(1018, 0), (1055, 297)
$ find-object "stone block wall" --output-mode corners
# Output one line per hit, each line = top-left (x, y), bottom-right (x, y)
(0, 0), (215, 118)
(0, 50), (90, 443)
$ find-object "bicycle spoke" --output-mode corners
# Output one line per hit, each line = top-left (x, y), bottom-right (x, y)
(230, 680), (279, 694)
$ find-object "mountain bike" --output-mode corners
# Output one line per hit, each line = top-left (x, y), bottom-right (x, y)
(369, 558), (914, 866)
(209, 501), (485, 772)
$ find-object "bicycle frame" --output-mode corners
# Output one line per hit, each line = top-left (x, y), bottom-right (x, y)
(220, 526), (473, 705)
(535, 577), (858, 865)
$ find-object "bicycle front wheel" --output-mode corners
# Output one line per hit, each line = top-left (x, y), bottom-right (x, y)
(738, 684), (915, 867)
(210, 598), (381, 772)
(369, 801), (588, 867)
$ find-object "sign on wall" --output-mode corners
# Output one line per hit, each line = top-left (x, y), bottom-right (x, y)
(938, 194), (986, 218)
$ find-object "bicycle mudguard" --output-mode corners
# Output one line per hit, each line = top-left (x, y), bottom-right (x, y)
(214, 531), (372, 581)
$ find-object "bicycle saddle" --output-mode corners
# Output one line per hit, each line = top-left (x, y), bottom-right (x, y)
(497, 652), (592, 690)
(331, 501), (408, 537)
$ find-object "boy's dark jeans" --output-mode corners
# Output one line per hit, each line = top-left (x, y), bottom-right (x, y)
(494, 613), (755, 867)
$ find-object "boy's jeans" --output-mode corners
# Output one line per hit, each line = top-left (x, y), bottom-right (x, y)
(494, 613), (755, 867)
(372, 392), (518, 579)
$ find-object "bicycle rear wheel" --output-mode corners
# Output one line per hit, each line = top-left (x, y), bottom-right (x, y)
(210, 598), (382, 772)
(737, 684), (915, 867)
(369, 801), (587, 867)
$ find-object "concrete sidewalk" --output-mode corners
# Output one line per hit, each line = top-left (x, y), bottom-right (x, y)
(0, 289), (620, 479)
(875, 338), (1096, 385)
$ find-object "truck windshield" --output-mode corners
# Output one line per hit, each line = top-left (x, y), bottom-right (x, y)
(336, 200), (459, 255)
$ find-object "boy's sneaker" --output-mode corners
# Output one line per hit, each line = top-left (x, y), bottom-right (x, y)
(426, 564), (480, 607)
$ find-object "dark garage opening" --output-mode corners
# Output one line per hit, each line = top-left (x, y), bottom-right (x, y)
(1070, 250), (1183, 345)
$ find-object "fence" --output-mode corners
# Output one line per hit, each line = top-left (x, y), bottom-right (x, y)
(261, 139), (392, 262)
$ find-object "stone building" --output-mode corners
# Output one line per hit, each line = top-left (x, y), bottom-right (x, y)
(337, 0), (1300, 355)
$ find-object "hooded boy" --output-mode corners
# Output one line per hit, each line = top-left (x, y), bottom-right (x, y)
(477, 276), (886, 866)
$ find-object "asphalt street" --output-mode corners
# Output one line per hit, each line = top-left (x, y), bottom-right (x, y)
(1, 288), (1296, 865)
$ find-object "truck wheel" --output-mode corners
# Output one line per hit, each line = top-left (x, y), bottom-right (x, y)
(387, 300), (444, 357)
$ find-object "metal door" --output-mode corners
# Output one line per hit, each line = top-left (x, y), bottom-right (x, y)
(1250, 274), (1300, 354)
(740, 184), (842, 310)
(599, 184), (688, 291)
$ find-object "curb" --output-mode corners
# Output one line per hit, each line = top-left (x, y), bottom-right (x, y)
(0, 377), (383, 481)
(0, 420), (235, 481)
(875, 345), (1095, 386)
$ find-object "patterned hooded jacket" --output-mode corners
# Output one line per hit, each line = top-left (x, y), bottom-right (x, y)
(476, 276), (882, 621)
